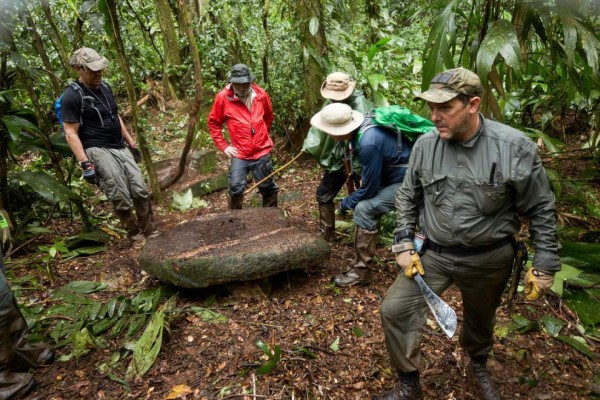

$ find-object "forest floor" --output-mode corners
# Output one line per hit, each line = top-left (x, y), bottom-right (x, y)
(10, 137), (600, 400)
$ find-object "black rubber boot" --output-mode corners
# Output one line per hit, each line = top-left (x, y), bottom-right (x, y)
(114, 208), (142, 243)
(262, 191), (278, 208)
(229, 194), (244, 210)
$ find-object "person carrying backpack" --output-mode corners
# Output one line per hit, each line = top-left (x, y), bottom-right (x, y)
(302, 72), (373, 241)
(310, 103), (411, 287)
(61, 47), (158, 245)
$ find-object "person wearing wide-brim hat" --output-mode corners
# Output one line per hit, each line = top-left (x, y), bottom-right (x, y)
(208, 63), (278, 209)
(310, 102), (411, 287)
(302, 72), (373, 243)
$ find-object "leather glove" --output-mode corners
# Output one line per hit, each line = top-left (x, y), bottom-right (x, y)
(128, 144), (142, 163)
(524, 268), (555, 300)
(224, 146), (238, 158)
(395, 250), (425, 279)
(80, 160), (98, 185)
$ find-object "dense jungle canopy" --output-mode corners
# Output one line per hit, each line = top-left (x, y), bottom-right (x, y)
(0, 0), (600, 399)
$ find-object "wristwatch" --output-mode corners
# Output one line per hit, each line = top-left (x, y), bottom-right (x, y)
(394, 228), (414, 244)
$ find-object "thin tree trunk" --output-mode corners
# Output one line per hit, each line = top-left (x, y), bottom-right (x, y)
(25, 8), (61, 96)
(154, 0), (182, 100)
(294, 0), (327, 149)
(39, 0), (71, 78)
(262, 0), (270, 88)
(103, 0), (162, 204)
(160, 0), (203, 189)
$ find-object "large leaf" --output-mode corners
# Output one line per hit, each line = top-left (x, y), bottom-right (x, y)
(13, 171), (80, 203)
(2, 114), (40, 141)
(560, 242), (600, 272)
(555, 335), (596, 359)
(476, 19), (522, 83)
(125, 298), (174, 380)
(421, 0), (457, 91)
(188, 307), (228, 324)
(564, 288), (600, 327)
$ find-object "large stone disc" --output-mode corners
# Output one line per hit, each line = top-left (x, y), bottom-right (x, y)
(139, 208), (330, 288)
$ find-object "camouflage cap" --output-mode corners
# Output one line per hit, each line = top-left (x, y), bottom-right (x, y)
(414, 67), (483, 103)
(69, 47), (109, 71)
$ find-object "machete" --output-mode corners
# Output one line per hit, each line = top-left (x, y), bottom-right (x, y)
(414, 274), (457, 338)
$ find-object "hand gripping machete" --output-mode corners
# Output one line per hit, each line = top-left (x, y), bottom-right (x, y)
(414, 274), (457, 338)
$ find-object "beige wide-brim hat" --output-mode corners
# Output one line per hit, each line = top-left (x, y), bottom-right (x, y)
(310, 103), (364, 137)
(69, 47), (109, 71)
(320, 72), (357, 101)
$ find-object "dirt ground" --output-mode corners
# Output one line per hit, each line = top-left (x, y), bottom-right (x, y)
(11, 146), (600, 399)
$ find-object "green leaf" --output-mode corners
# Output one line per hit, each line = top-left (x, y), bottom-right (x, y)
(555, 335), (596, 359)
(368, 38), (392, 61)
(188, 307), (228, 324)
(2, 114), (40, 141)
(125, 301), (168, 380)
(552, 263), (582, 297)
(542, 315), (566, 337)
(13, 171), (81, 203)
(308, 17), (319, 36)
(329, 337), (340, 352)
(352, 326), (363, 337)
(564, 289), (600, 327)
(296, 347), (317, 359)
(476, 19), (521, 83)
(422, 0), (458, 90)
(255, 340), (281, 374)
(59, 281), (108, 294)
(70, 327), (97, 360)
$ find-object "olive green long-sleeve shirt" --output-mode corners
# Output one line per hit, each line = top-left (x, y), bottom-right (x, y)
(395, 115), (561, 272)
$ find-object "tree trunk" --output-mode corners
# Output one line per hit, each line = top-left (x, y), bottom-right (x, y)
(293, 0), (327, 150)
(102, 0), (162, 204)
(365, 0), (379, 45)
(154, 0), (182, 100)
(262, 0), (270, 88)
(39, 0), (72, 78)
(160, 0), (203, 189)
(25, 7), (61, 96)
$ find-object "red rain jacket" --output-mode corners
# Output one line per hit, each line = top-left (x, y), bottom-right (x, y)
(207, 83), (274, 160)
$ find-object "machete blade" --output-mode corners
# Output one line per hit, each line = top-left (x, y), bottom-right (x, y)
(414, 274), (457, 338)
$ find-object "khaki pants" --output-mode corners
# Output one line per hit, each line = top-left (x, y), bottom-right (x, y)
(380, 242), (514, 373)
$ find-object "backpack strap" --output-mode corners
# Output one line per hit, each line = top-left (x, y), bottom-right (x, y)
(68, 81), (105, 127)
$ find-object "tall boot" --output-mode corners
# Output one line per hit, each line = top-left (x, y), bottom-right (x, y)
(0, 331), (35, 400)
(8, 300), (54, 371)
(318, 203), (335, 242)
(262, 191), (278, 208)
(114, 209), (142, 242)
(229, 194), (244, 210)
(133, 197), (158, 237)
(333, 226), (378, 287)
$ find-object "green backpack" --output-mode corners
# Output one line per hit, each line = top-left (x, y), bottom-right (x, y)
(363, 105), (435, 143)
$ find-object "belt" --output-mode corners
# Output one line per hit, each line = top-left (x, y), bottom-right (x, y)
(428, 236), (514, 256)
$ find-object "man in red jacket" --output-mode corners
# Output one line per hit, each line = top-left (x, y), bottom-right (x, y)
(208, 64), (278, 209)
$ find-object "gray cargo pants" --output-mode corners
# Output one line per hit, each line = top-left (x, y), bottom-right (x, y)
(380, 241), (514, 372)
(86, 146), (149, 210)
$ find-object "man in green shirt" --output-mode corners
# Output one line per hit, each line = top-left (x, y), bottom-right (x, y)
(375, 68), (561, 400)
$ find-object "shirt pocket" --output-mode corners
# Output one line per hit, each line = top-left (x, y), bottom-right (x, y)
(423, 174), (447, 207)
(474, 182), (509, 215)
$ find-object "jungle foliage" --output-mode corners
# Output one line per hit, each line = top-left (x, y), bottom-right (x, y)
(0, 0), (599, 387)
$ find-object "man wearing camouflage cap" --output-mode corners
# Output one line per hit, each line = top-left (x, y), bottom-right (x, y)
(374, 68), (561, 400)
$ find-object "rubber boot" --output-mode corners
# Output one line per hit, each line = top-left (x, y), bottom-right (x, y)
(333, 226), (378, 287)
(262, 191), (278, 208)
(0, 331), (36, 400)
(133, 197), (158, 237)
(7, 299), (53, 371)
(318, 203), (335, 242)
(114, 208), (142, 242)
(229, 194), (244, 210)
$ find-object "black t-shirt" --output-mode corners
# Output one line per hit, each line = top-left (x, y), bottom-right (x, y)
(60, 81), (124, 149)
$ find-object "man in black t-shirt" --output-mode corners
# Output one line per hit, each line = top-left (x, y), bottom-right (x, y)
(62, 47), (158, 245)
